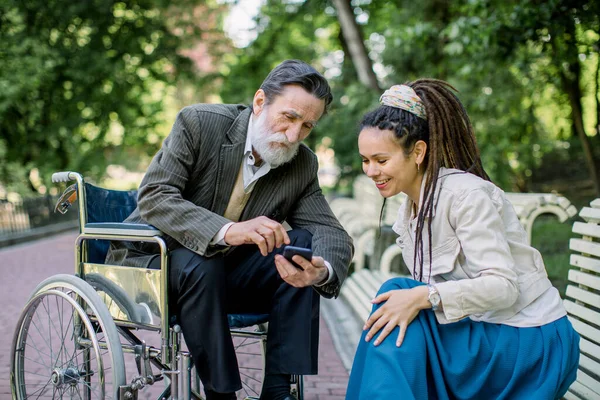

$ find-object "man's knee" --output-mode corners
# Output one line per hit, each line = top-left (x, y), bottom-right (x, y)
(169, 248), (226, 290)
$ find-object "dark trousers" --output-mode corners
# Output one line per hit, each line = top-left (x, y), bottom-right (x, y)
(151, 229), (320, 393)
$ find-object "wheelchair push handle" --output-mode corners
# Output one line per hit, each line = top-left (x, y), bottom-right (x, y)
(52, 171), (79, 183)
(52, 171), (84, 215)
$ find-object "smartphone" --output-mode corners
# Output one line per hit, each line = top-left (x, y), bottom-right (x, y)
(283, 246), (313, 270)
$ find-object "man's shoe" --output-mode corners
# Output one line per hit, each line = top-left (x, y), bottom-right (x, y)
(205, 390), (236, 400)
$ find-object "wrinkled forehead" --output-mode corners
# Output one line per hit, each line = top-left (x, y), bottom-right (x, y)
(269, 85), (325, 122)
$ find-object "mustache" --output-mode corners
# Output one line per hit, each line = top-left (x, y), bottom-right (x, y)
(267, 133), (294, 148)
(266, 133), (291, 145)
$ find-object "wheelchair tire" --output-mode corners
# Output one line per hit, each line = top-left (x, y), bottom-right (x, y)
(229, 325), (304, 400)
(11, 274), (126, 400)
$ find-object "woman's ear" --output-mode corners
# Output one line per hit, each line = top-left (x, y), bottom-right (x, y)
(253, 89), (266, 115)
(413, 140), (428, 165)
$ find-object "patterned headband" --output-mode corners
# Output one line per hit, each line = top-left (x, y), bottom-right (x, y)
(379, 84), (427, 120)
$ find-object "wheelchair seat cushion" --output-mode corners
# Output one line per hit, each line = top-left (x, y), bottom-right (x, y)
(227, 313), (270, 328)
(170, 313), (270, 329)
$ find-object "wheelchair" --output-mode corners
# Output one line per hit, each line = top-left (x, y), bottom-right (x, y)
(10, 171), (304, 399)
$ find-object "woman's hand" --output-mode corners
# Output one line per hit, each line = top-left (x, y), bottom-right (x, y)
(363, 285), (430, 347)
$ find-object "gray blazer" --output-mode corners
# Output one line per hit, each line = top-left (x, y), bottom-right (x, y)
(108, 104), (353, 298)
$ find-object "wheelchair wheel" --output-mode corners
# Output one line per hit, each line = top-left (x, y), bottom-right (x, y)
(231, 325), (267, 399)
(11, 274), (126, 399)
(229, 324), (303, 400)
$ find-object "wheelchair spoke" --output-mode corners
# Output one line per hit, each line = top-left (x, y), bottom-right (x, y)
(235, 351), (261, 357)
(18, 376), (52, 399)
(239, 375), (260, 396)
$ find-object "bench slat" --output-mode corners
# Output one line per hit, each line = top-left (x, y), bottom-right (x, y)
(359, 271), (385, 299)
(566, 204), (578, 217)
(341, 279), (372, 322)
(580, 353), (600, 378)
(570, 254), (600, 274)
(563, 389), (584, 400)
(568, 270), (600, 292)
(566, 285), (600, 308)
(570, 238), (600, 259)
(580, 337), (600, 367)
(371, 269), (394, 283)
(568, 316), (600, 345)
(567, 378), (600, 399)
(572, 221), (600, 240)
(564, 300), (600, 328)
(576, 370), (600, 396)
(579, 206), (600, 223)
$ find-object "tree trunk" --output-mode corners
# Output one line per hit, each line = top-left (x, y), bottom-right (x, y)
(331, 0), (380, 91)
(595, 42), (600, 141)
(561, 67), (600, 196)
(552, 19), (600, 197)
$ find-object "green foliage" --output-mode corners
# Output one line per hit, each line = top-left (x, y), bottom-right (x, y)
(3, 0), (598, 198)
(218, 0), (340, 106)
(0, 0), (197, 192)
(214, 0), (598, 194)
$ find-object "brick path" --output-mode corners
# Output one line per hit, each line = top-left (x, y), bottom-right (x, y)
(0, 232), (349, 399)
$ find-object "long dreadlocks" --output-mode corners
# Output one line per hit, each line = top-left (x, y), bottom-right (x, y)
(359, 79), (490, 281)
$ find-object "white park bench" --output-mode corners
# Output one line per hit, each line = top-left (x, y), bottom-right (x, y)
(505, 192), (578, 245)
(563, 199), (600, 399)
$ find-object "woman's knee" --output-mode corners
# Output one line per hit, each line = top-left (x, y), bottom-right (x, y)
(377, 277), (423, 296)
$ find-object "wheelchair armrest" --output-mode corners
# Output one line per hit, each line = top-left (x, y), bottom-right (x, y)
(83, 222), (162, 237)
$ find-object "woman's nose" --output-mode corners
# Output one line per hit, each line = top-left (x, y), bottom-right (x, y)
(365, 163), (379, 177)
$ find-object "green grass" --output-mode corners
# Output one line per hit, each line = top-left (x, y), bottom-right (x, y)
(530, 215), (574, 297)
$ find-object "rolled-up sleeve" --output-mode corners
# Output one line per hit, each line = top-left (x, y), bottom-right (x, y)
(435, 189), (519, 322)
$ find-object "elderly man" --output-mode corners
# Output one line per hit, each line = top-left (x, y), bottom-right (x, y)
(108, 59), (353, 400)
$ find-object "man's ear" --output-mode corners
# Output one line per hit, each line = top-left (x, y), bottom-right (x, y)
(413, 140), (428, 165)
(253, 89), (266, 115)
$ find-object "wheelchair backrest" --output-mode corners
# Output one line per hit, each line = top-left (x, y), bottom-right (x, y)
(84, 183), (138, 263)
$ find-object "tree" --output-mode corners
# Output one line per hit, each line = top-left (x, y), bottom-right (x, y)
(210, 0), (599, 195)
(0, 0), (220, 193)
(493, 0), (600, 195)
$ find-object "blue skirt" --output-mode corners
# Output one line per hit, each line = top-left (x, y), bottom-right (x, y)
(346, 278), (580, 400)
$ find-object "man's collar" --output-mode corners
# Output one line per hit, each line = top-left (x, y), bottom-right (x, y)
(245, 114), (271, 169)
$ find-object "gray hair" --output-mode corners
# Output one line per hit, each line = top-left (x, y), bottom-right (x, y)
(259, 59), (333, 113)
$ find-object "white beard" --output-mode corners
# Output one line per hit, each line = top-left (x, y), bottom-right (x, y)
(250, 111), (300, 168)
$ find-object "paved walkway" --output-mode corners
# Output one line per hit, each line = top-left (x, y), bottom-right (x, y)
(0, 232), (350, 399)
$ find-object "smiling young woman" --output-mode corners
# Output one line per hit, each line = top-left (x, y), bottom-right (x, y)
(346, 80), (580, 400)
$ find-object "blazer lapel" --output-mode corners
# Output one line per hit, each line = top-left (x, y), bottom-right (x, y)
(241, 164), (289, 221)
(211, 108), (251, 215)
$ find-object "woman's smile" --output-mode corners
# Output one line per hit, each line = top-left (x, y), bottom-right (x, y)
(374, 178), (391, 189)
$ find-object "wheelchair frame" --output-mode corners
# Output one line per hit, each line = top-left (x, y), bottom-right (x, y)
(10, 171), (303, 400)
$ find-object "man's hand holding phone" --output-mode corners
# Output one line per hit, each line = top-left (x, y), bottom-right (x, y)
(275, 245), (328, 287)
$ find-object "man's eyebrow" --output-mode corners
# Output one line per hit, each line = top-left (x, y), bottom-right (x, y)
(285, 109), (319, 126)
